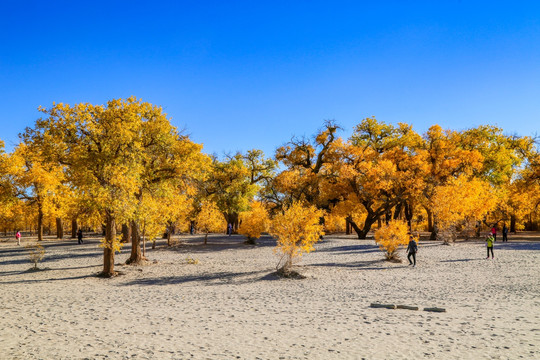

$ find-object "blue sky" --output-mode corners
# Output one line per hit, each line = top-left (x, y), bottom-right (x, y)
(1, 1), (539, 156)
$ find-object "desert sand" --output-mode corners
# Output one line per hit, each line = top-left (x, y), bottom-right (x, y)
(1, 232), (539, 359)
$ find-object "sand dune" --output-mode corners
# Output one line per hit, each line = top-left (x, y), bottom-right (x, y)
(1, 233), (539, 359)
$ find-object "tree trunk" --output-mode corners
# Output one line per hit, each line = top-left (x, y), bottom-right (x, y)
(126, 220), (144, 265)
(121, 223), (131, 243)
(510, 214), (516, 233)
(225, 213), (239, 233)
(143, 236), (146, 257)
(100, 212), (116, 277)
(37, 207), (44, 242)
(393, 202), (403, 220)
(347, 213), (378, 239)
(345, 218), (351, 235)
(430, 220), (438, 240)
(166, 221), (173, 246)
(426, 208), (434, 233)
(204, 233), (208, 245)
(71, 218), (77, 238)
(404, 202), (413, 230)
(56, 218), (63, 239)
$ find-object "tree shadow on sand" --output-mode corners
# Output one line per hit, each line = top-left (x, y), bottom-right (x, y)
(167, 235), (277, 254)
(0, 273), (97, 285)
(440, 258), (486, 263)
(316, 244), (380, 255)
(120, 269), (270, 287)
(495, 241), (540, 251)
(310, 259), (408, 270)
(0, 250), (102, 267)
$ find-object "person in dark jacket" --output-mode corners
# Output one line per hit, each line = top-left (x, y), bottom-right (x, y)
(77, 229), (83, 244)
(502, 224), (509, 242)
(406, 235), (418, 267)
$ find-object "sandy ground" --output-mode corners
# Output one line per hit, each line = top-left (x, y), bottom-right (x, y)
(1, 232), (539, 360)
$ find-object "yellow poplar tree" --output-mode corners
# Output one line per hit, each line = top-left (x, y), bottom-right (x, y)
(331, 118), (427, 238)
(270, 202), (324, 275)
(126, 121), (208, 265)
(34, 98), (147, 277)
(0, 141), (20, 230)
(196, 200), (226, 244)
(238, 201), (269, 244)
(431, 176), (494, 243)
(10, 140), (65, 242)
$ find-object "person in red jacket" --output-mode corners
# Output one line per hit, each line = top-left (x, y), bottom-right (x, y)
(490, 225), (497, 242)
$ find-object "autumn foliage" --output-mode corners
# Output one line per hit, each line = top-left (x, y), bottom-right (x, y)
(238, 202), (269, 244)
(270, 202), (324, 274)
(196, 200), (226, 244)
(1, 97), (539, 279)
(374, 220), (410, 261)
(431, 176), (494, 243)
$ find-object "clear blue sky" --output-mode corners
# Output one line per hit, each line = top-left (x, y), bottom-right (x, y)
(1, 1), (539, 156)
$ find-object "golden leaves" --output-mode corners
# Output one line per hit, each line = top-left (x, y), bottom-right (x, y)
(238, 201), (269, 240)
(270, 201), (324, 270)
(196, 200), (226, 235)
(374, 220), (410, 260)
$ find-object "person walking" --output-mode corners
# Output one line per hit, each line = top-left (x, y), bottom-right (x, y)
(406, 235), (418, 267)
(77, 229), (83, 244)
(227, 223), (233, 236)
(491, 225), (497, 242)
(15, 230), (21, 246)
(502, 224), (509, 242)
(486, 232), (495, 259)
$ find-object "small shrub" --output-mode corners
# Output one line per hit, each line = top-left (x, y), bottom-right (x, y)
(270, 201), (324, 274)
(374, 220), (409, 261)
(25, 242), (45, 270)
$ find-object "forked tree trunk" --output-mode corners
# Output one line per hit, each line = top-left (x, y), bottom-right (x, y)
(121, 223), (131, 243)
(71, 218), (77, 238)
(56, 218), (63, 239)
(347, 213), (379, 239)
(404, 202), (413, 230)
(101, 212), (116, 277)
(126, 220), (144, 264)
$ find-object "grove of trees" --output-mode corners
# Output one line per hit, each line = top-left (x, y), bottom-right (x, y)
(1, 98), (539, 276)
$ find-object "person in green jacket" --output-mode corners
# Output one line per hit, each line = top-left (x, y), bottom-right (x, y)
(486, 233), (494, 259)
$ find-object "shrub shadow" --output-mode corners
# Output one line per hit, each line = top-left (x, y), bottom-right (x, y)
(310, 259), (401, 270)
(121, 269), (269, 287)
